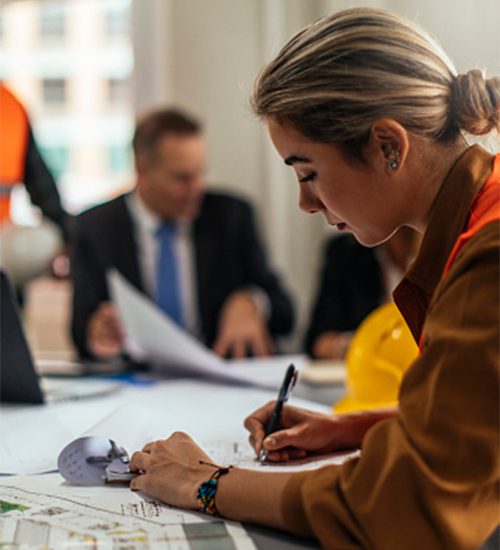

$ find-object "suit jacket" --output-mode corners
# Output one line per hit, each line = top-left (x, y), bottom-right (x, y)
(71, 191), (294, 358)
(304, 234), (384, 356)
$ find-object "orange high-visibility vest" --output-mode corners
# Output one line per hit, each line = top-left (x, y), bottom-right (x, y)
(0, 85), (29, 223)
(442, 154), (500, 278)
(418, 154), (500, 352)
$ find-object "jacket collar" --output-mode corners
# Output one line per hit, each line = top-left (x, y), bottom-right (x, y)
(393, 145), (495, 341)
(404, 145), (495, 295)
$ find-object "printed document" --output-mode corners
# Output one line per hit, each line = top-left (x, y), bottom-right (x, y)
(0, 474), (256, 549)
(109, 270), (304, 389)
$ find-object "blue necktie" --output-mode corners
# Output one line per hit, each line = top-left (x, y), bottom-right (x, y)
(156, 223), (183, 327)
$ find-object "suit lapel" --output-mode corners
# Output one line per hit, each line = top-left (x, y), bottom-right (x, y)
(193, 197), (220, 334)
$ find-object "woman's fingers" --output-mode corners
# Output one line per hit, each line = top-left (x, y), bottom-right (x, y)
(130, 473), (148, 491)
(265, 448), (308, 462)
(244, 401), (276, 453)
(263, 424), (308, 452)
(245, 418), (266, 453)
(130, 450), (152, 472)
(141, 441), (157, 453)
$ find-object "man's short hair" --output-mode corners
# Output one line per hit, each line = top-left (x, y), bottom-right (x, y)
(133, 108), (202, 160)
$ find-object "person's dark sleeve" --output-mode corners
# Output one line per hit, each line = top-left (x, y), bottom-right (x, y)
(23, 125), (71, 242)
(70, 214), (109, 359)
(235, 201), (295, 337)
(303, 237), (348, 355)
(303, 236), (383, 356)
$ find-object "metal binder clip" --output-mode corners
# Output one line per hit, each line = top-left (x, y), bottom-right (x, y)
(86, 439), (129, 465)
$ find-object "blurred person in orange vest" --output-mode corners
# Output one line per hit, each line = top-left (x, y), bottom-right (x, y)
(0, 84), (71, 301)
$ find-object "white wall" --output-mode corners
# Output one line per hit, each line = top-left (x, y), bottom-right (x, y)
(133, 0), (500, 347)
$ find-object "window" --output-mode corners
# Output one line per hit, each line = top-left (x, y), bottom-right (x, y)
(1, 0), (134, 215)
(108, 78), (129, 105)
(42, 78), (66, 106)
(106, 8), (128, 38)
(39, 145), (69, 180)
(40, 4), (65, 40)
(108, 144), (131, 174)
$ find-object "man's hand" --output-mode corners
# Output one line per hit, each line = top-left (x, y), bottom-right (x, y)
(244, 402), (399, 462)
(313, 331), (353, 359)
(213, 291), (273, 358)
(50, 245), (71, 279)
(86, 302), (124, 359)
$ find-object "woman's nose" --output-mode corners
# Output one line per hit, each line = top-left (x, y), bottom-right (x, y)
(299, 185), (323, 214)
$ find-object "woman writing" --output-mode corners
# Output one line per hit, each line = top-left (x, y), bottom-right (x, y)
(129, 8), (499, 549)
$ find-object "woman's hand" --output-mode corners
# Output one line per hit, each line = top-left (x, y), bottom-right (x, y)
(244, 402), (398, 462)
(129, 432), (217, 509)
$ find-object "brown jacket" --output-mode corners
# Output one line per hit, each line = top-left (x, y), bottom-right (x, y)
(282, 146), (500, 550)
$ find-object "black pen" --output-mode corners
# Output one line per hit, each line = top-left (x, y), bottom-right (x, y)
(258, 363), (298, 463)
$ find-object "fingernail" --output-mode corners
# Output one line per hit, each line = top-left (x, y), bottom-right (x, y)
(264, 437), (276, 448)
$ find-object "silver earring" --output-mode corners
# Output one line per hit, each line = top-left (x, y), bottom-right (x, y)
(388, 151), (400, 172)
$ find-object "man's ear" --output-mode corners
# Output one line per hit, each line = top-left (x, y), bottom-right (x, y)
(364, 119), (410, 175)
(135, 156), (150, 178)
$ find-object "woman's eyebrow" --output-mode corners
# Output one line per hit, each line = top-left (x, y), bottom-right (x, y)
(284, 155), (312, 166)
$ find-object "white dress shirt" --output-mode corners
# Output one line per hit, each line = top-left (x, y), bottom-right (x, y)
(125, 192), (200, 336)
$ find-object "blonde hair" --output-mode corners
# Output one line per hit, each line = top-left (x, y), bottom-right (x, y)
(251, 8), (500, 158)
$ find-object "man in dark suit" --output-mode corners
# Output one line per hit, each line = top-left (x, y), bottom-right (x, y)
(71, 108), (294, 360)
(304, 228), (418, 359)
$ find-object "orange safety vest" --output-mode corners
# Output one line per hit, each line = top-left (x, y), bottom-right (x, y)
(419, 154), (500, 351)
(0, 85), (29, 223)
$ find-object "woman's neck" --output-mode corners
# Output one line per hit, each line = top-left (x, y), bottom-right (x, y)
(407, 136), (469, 234)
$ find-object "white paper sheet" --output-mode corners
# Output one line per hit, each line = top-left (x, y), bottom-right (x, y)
(109, 270), (304, 389)
(0, 407), (73, 475)
(83, 403), (151, 452)
(0, 400), (150, 476)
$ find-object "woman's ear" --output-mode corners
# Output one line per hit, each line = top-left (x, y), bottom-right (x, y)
(364, 119), (410, 175)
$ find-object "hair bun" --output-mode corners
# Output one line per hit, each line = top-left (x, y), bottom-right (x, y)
(451, 69), (500, 135)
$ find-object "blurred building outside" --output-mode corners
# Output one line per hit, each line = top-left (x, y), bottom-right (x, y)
(0, 0), (135, 224)
(0, 0), (135, 358)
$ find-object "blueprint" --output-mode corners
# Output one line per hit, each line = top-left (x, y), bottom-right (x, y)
(0, 474), (256, 549)
(0, 439), (357, 548)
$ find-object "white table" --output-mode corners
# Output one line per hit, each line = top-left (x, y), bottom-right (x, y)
(1, 374), (343, 549)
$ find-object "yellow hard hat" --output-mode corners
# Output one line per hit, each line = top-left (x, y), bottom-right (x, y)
(334, 302), (418, 413)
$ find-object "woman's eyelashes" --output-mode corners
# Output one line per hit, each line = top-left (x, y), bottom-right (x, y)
(298, 171), (317, 183)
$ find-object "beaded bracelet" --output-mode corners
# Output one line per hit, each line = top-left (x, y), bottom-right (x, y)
(196, 460), (233, 516)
